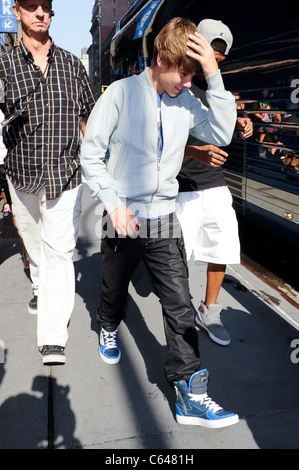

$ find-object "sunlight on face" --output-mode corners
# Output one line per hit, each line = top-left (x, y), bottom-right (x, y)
(14, 0), (52, 34)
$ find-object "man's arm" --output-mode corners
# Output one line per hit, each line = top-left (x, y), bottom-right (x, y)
(187, 35), (237, 146)
(185, 144), (228, 167)
(81, 117), (140, 236)
(80, 83), (140, 237)
(185, 117), (253, 166)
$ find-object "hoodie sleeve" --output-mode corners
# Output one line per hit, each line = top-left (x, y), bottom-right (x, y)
(80, 83), (124, 214)
(189, 70), (236, 146)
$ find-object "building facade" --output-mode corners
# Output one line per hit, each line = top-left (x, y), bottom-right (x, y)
(89, 0), (137, 97)
(0, 30), (19, 56)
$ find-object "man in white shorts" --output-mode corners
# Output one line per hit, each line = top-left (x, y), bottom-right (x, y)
(176, 19), (253, 346)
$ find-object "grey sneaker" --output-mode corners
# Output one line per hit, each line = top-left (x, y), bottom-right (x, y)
(39, 345), (66, 365)
(28, 295), (38, 315)
(195, 301), (231, 346)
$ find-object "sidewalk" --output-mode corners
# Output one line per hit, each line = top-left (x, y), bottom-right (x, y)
(1, 187), (299, 450)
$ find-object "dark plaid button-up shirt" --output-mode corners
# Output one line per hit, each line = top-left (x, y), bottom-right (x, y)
(0, 41), (95, 199)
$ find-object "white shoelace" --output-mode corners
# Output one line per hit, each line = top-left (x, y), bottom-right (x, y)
(102, 329), (118, 349)
(189, 393), (223, 412)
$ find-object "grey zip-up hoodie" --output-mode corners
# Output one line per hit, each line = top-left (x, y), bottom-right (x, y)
(80, 68), (236, 219)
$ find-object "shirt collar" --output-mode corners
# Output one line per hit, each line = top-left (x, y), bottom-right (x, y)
(19, 38), (55, 64)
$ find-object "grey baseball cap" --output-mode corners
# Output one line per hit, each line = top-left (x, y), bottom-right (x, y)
(198, 19), (233, 55)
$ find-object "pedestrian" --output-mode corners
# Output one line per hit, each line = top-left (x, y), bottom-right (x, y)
(176, 19), (253, 346)
(81, 17), (239, 428)
(0, 0), (95, 365)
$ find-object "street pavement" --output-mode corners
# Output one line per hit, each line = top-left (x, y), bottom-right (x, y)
(1, 186), (299, 451)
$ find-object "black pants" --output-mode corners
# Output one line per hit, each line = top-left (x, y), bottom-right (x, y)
(98, 213), (201, 384)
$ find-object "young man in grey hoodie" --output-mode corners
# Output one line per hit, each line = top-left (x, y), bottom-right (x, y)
(81, 17), (239, 428)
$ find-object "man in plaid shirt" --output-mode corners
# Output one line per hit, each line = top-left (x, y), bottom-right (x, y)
(0, 0), (95, 365)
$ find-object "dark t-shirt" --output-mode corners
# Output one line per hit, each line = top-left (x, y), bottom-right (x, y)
(177, 79), (227, 192)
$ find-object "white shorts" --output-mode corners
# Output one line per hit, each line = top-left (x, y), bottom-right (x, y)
(175, 186), (240, 265)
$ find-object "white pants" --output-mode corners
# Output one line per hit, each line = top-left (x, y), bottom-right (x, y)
(176, 186), (240, 265)
(8, 179), (82, 347)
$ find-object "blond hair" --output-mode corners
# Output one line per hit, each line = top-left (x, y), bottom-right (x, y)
(152, 17), (202, 75)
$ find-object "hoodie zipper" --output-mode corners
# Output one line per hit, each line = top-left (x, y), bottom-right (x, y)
(150, 93), (163, 216)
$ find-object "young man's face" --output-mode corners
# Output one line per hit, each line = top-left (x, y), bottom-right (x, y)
(13, 0), (52, 35)
(156, 55), (194, 96)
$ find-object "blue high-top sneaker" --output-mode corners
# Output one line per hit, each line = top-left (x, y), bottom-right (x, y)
(174, 369), (239, 428)
(99, 326), (121, 364)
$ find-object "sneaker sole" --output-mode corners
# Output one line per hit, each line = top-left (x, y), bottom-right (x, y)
(99, 349), (121, 364)
(41, 354), (66, 365)
(28, 306), (38, 315)
(195, 316), (231, 346)
(176, 413), (239, 428)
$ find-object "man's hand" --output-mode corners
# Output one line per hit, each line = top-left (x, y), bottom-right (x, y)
(185, 144), (228, 167)
(110, 205), (140, 237)
(186, 32), (219, 77)
(235, 117), (253, 139)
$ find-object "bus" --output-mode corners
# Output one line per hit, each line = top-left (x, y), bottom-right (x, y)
(109, 0), (299, 244)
